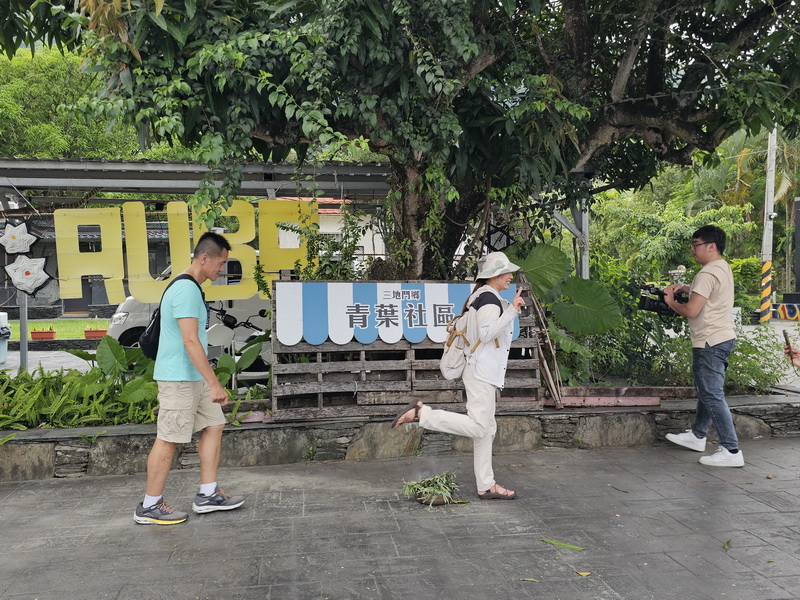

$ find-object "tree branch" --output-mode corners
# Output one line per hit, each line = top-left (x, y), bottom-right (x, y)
(531, 24), (558, 79)
(609, 0), (658, 102)
(452, 47), (500, 97)
(678, 0), (794, 101)
(574, 101), (729, 171)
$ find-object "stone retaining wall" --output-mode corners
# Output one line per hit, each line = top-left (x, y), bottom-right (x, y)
(2, 397), (799, 482)
(0, 306), (62, 320)
(8, 339), (100, 351)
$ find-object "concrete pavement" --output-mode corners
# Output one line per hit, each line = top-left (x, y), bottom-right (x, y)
(3, 324), (800, 599)
(0, 349), (93, 374)
(2, 437), (800, 599)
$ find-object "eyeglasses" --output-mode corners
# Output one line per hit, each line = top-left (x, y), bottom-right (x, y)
(691, 241), (712, 249)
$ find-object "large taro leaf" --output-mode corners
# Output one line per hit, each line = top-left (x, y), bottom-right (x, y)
(96, 335), (128, 377)
(550, 277), (622, 335)
(509, 244), (569, 298)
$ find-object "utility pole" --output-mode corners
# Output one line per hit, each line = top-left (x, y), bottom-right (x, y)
(759, 127), (778, 323)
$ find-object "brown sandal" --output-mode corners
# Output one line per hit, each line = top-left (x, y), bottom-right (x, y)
(477, 484), (516, 500)
(391, 399), (421, 428)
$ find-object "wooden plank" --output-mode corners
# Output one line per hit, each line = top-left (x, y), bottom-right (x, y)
(500, 380), (539, 389)
(270, 286), (544, 419)
(408, 380), (465, 391)
(410, 358), (539, 370)
(406, 339), (446, 350)
(273, 380), (412, 396)
(507, 359), (540, 368)
(273, 359), (411, 375)
(503, 372), (539, 381)
(268, 406), (387, 421)
(358, 390), (462, 405)
(510, 339), (540, 349)
(273, 339), (412, 353)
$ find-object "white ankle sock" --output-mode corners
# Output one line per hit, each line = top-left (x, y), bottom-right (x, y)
(143, 494), (161, 509)
(200, 482), (217, 497)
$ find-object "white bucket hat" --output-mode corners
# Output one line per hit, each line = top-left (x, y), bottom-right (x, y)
(476, 251), (521, 279)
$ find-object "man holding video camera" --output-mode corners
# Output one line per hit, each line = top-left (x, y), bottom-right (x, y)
(662, 225), (744, 467)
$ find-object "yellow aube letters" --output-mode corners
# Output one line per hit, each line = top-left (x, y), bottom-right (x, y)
(53, 199), (317, 304)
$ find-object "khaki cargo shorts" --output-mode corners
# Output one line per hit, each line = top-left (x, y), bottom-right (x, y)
(156, 380), (226, 443)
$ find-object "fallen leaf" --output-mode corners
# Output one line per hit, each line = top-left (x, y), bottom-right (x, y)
(768, 559), (775, 563)
(723, 540), (731, 551)
(520, 578), (541, 582)
(541, 538), (586, 551)
(576, 571), (591, 577)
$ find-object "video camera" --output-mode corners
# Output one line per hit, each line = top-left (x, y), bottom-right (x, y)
(638, 284), (687, 317)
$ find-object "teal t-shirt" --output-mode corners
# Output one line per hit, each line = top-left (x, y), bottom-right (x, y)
(153, 279), (208, 381)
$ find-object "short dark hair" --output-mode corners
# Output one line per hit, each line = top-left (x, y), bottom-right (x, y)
(693, 225), (726, 254)
(193, 231), (231, 258)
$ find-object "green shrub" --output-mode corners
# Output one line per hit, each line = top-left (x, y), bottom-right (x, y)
(0, 334), (265, 430)
(727, 324), (789, 393)
(633, 324), (789, 393)
(729, 257), (761, 312)
(0, 336), (158, 429)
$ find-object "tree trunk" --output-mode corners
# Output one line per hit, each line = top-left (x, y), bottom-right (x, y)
(429, 185), (489, 279)
(387, 160), (429, 279)
(373, 163), (490, 280)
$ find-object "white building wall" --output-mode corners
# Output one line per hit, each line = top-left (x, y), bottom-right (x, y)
(318, 213), (386, 261)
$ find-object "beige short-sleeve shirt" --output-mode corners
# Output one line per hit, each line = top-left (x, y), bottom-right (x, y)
(687, 258), (735, 348)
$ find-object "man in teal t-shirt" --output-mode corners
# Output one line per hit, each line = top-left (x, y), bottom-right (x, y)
(134, 231), (245, 525)
(153, 277), (209, 382)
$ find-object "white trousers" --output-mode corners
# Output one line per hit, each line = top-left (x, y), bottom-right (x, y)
(418, 365), (498, 491)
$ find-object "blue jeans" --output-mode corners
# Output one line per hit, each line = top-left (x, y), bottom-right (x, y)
(691, 339), (738, 451)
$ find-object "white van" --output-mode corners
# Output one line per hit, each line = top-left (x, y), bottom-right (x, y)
(108, 260), (270, 346)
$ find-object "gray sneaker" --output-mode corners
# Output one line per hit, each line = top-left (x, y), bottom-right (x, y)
(134, 498), (188, 525)
(192, 487), (245, 514)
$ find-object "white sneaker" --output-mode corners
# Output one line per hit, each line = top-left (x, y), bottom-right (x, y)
(699, 447), (744, 467)
(666, 429), (706, 452)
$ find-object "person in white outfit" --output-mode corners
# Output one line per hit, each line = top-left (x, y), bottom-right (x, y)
(392, 251), (526, 499)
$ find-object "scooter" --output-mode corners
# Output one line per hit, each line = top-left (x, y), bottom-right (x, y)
(207, 305), (271, 389)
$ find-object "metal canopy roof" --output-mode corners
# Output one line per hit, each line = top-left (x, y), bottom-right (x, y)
(0, 158), (391, 205)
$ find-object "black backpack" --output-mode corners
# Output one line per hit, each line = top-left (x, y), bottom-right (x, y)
(137, 274), (203, 359)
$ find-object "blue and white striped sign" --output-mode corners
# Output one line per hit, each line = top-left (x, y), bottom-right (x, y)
(275, 282), (520, 346)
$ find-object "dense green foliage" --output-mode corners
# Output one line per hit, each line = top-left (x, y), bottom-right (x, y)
(644, 324), (788, 394)
(4, 1), (799, 278)
(0, 49), (138, 158)
(591, 130), (800, 292)
(562, 253), (791, 391)
(0, 335), (264, 430)
(3, 2), (799, 394)
(0, 337), (158, 429)
(281, 202), (370, 281)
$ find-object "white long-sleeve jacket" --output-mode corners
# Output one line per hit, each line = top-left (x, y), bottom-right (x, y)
(464, 285), (520, 388)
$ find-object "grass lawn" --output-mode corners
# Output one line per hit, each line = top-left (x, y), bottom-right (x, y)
(6, 319), (110, 341)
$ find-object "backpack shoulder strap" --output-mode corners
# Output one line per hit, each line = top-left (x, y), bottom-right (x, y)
(160, 273), (204, 306)
(465, 290), (503, 352)
(471, 290), (503, 312)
